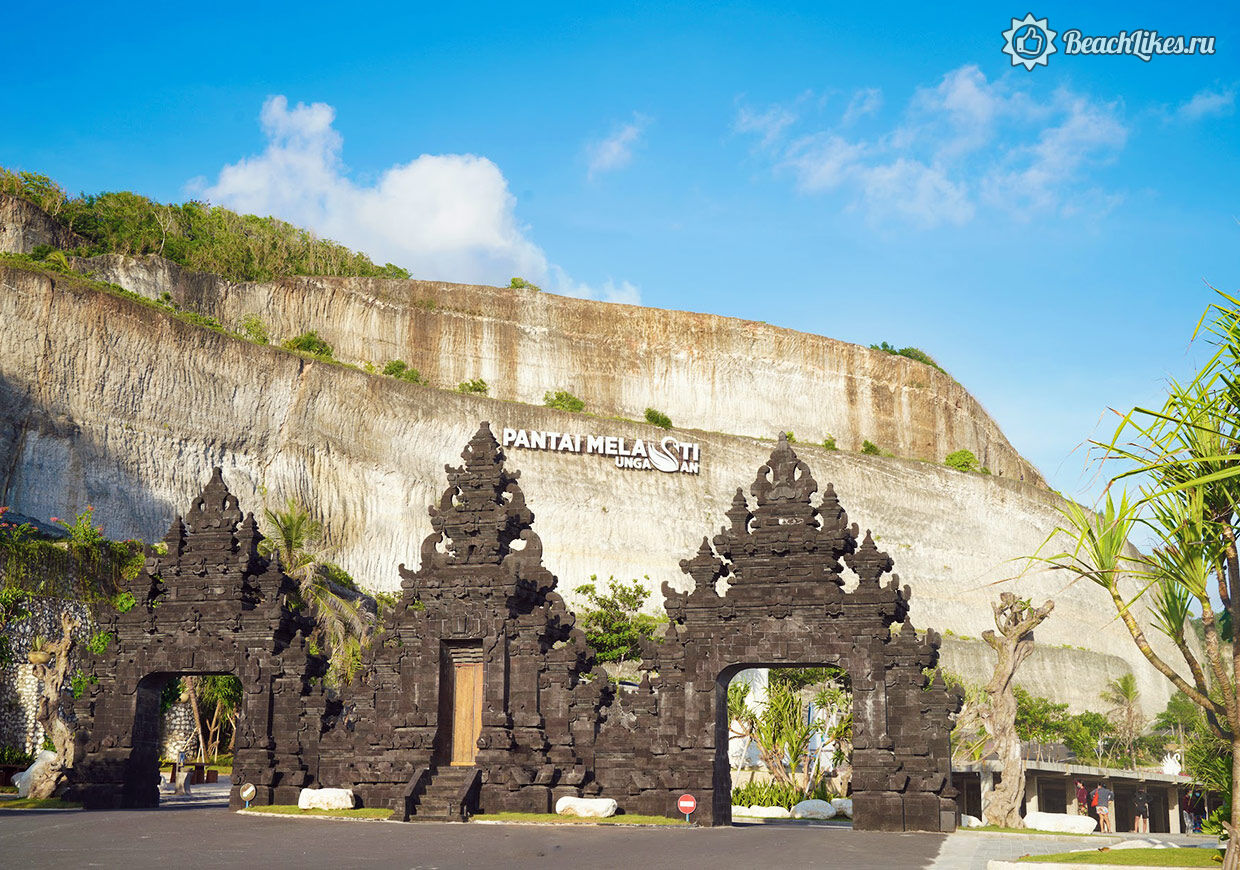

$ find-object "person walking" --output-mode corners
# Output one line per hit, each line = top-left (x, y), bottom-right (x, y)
(1133, 786), (1149, 833)
(1092, 782), (1115, 833)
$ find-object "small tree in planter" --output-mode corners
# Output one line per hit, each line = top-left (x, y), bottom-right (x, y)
(978, 592), (1054, 828)
(28, 611), (80, 799)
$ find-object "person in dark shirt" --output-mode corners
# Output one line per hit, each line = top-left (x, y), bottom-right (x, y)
(1133, 786), (1150, 833)
(1092, 783), (1115, 832)
(1075, 780), (1089, 816)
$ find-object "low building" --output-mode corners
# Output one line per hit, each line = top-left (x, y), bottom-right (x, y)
(954, 758), (1191, 833)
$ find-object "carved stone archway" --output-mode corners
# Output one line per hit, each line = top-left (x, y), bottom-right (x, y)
(63, 470), (320, 809)
(592, 434), (961, 830)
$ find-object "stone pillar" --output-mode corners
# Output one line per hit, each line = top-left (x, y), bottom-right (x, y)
(1168, 786), (1181, 834)
(980, 770), (995, 819)
(1024, 774), (1039, 815)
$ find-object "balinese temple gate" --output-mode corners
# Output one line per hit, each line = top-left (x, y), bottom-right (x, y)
(62, 424), (961, 831)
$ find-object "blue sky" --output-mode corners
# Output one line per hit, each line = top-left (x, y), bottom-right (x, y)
(4, 1), (1238, 500)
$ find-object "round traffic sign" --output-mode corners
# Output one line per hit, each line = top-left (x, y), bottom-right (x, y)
(239, 783), (256, 802)
(677, 793), (696, 814)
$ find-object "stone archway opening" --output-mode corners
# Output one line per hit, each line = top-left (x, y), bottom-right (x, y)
(716, 662), (854, 826)
(124, 671), (244, 809)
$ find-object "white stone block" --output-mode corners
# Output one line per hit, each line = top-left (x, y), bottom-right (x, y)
(791, 799), (837, 820)
(554, 796), (618, 818)
(297, 787), (357, 810)
(733, 804), (791, 818)
(960, 814), (983, 828)
(1023, 811), (1097, 834)
(13, 750), (57, 798)
(829, 797), (853, 818)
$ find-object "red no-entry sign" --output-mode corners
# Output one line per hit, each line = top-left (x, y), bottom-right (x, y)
(678, 793), (697, 815)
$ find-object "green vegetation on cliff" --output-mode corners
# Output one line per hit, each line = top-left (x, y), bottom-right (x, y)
(869, 341), (946, 373)
(1, 168), (409, 282)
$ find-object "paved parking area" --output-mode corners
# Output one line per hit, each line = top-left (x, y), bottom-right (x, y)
(0, 806), (947, 869)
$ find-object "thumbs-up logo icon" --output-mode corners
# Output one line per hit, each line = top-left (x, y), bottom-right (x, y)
(1015, 25), (1043, 57)
(1003, 14), (1057, 70)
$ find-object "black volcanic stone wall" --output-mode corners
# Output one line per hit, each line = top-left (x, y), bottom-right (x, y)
(315, 423), (612, 814)
(61, 426), (959, 831)
(62, 469), (322, 809)
(591, 434), (962, 830)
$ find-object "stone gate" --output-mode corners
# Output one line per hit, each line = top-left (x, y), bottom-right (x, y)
(60, 425), (959, 830)
(63, 470), (321, 808)
(592, 433), (961, 829)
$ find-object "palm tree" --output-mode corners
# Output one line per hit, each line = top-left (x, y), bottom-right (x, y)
(1100, 673), (1144, 767)
(1040, 291), (1240, 868)
(258, 499), (369, 685)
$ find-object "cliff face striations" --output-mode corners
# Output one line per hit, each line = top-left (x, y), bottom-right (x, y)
(0, 261), (1180, 716)
(69, 254), (1041, 484)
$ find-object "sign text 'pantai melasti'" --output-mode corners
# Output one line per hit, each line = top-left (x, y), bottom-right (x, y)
(501, 428), (701, 474)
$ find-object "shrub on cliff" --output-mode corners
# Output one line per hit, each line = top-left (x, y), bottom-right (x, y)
(240, 314), (269, 345)
(382, 360), (424, 384)
(283, 331), (333, 359)
(822, 434), (837, 450)
(945, 449), (980, 472)
(509, 277), (542, 291)
(861, 440), (881, 455)
(644, 408), (672, 429)
(869, 341), (946, 373)
(457, 378), (488, 395)
(544, 390), (584, 412)
(0, 167), (412, 282)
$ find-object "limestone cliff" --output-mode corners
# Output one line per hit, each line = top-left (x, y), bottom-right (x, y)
(0, 262), (1181, 716)
(68, 252), (1042, 484)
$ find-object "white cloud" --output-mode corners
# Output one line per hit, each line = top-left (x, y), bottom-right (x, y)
(202, 96), (639, 303)
(551, 267), (642, 305)
(860, 159), (974, 226)
(841, 87), (882, 126)
(735, 103), (799, 148)
(984, 92), (1127, 214)
(737, 65), (1127, 227)
(783, 134), (867, 192)
(586, 114), (651, 179)
(1176, 86), (1235, 121)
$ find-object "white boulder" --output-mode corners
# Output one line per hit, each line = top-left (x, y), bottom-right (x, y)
(555, 796), (618, 818)
(733, 804), (792, 818)
(791, 799), (837, 820)
(1023, 811), (1097, 834)
(297, 787), (357, 811)
(960, 814), (983, 828)
(830, 797), (853, 818)
(12, 750), (57, 798)
(1111, 839), (1174, 850)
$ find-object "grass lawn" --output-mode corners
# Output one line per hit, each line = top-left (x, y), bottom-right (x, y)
(243, 804), (393, 820)
(964, 825), (1096, 836)
(0, 797), (83, 809)
(473, 812), (685, 826)
(1019, 847), (1222, 866)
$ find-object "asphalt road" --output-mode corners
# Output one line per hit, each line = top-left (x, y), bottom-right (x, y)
(0, 806), (948, 869)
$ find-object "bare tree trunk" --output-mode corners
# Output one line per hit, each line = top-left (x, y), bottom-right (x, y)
(185, 677), (208, 763)
(28, 612), (79, 800)
(978, 593), (1054, 829)
(206, 701), (222, 762)
(1223, 737), (1240, 870)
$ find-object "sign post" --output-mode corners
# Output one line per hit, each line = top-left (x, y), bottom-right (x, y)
(678, 793), (696, 824)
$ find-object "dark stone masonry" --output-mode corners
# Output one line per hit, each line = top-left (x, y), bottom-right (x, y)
(61, 424), (960, 830)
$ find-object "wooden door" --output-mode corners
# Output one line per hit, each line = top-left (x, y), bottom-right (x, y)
(449, 650), (483, 766)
